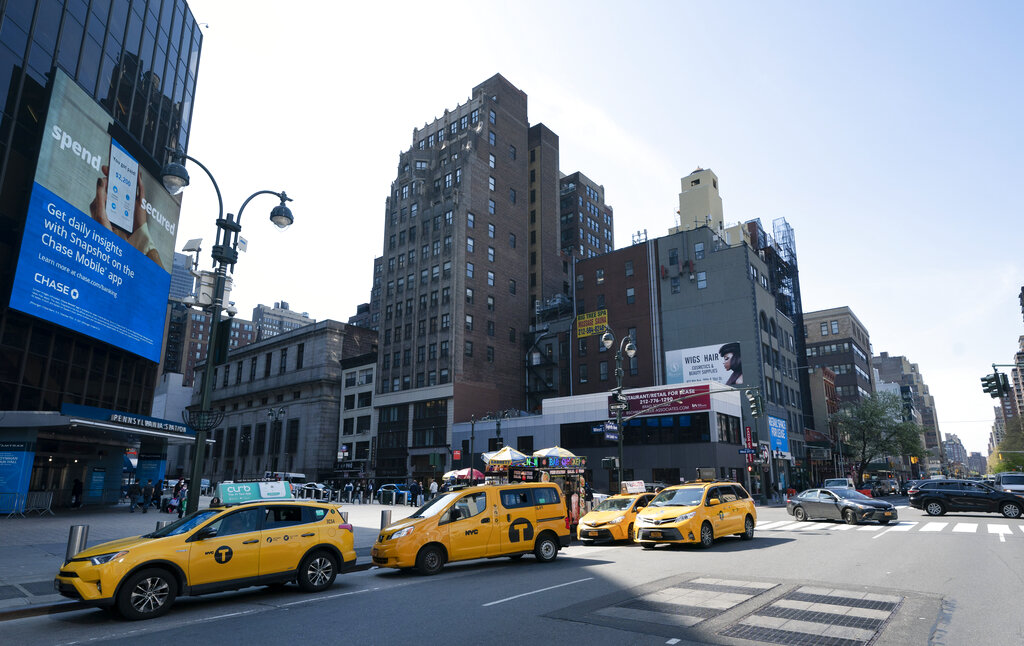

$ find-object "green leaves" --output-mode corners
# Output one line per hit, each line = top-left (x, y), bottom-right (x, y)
(829, 392), (926, 483)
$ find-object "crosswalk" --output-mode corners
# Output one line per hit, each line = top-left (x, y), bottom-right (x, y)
(757, 518), (1024, 540)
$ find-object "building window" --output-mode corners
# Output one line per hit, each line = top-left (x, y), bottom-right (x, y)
(625, 261), (634, 277)
(489, 132), (496, 146)
(467, 237), (475, 253)
(487, 346), (494, 362)
(488, 223), (495, 238)
(279, 348), (288, 374)
(820, 322), (829, 336)
(626, 287), (635, 304)
(487, 271), (495, 286)
(599, 361), (609, 381)
(509, 233), (516, 248)
(489, 109), (496, 124)
(670, 277), (680, 294)
(487, 320), (495, 336)
(509, 145), (516, 159)
(489, 154), (495, 168)
(466, 288), (474, 304)
(831, 321), (839, 334)
(488, 199), (496, 215)
(441, 340), (449, 356)
(489, 176), (496, 191)
(694, 242), (705, 259)
(465, 315), (474, 331)
(579, 364), (588, 383)
(441, 314), (450, 329)
(509, 328), (516, 342)
(596, 269), (604, 285)
(696, 272), (707, 289)
(488, 246), (495, 262)
(509, 189), (516, 203)
(264, 352), (272, 377)
(579, 338), (588, 356)
(508, 280), (516, 295)
(488, 296), (496, 311)
(629, 356), (639, 376)
(465, 341), (473, 356)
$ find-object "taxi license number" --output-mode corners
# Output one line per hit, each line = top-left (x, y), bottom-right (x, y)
(650, 531), (662, 538)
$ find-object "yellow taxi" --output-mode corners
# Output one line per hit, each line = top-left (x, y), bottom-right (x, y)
(371, 482), (570, 575)
(634, 479), (756, 549)
(577, 492), (654, 543)
(54, 482), (356, 620)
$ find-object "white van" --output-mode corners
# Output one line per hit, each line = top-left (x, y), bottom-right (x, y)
(264, 471), (307, 493)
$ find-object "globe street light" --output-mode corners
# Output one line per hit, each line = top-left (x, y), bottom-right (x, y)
(602, 327), (636, 490)
(164, 148), (294, 514)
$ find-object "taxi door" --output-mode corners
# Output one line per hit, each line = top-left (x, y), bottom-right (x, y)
(720, 485), (743, 533)
(443, 491), (492, 561)
(705, 487), (732, 536)
(498, 487), (537, 553)
(188, 507), (262, 585)
(532, 485), (566, 534)
(260, 504), (321, 576)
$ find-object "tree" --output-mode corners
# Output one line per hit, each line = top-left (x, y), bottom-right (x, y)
(992, 417), (1024, 473)
(829, 392), (926, 487)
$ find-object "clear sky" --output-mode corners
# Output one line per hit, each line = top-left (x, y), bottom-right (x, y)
(179, 1), (1023, 455)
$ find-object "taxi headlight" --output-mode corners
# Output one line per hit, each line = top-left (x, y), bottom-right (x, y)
(391, 527), (414, 540)
(609, 515), (626, 524)
(89, 550), (129, 566)
(673, 512), (696, 523)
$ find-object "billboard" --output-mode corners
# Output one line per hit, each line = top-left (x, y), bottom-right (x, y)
(665, 342), (743, 386)
(576, 309), (608, 338)
(768, 415), (790, 455)
(9, 69), (182, 362)
(614, 384), (712, 417)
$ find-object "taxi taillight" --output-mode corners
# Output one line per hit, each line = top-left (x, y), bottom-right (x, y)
(338, 523), (353, 532)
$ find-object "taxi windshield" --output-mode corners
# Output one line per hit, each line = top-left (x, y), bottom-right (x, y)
(409, 492), (461, 519)
(594, 497), (633, 512)
(144, 510), (221, 538)
(649, 487), (704, 507)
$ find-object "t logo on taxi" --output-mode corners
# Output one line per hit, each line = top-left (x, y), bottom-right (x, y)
(214, 545), (233, 564)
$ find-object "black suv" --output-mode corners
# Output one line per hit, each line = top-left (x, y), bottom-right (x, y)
(907, 479), (1023, 518)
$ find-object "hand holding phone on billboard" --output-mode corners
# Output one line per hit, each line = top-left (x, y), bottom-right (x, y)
(88, 164), (161, 266)
(105, 139), (138, 232)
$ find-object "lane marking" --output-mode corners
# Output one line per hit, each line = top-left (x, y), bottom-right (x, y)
(667, 639), (681, 644)
(872, 521), (917, 538)
(952, 523), (978, 533)
(988, 524), (1012, 543)
(857, 525), (884, 532)
(483, 577), (593, 607)
(920, 522), (947, 532)
(755, 521), (790, 530)
(279, 588), (373, 606)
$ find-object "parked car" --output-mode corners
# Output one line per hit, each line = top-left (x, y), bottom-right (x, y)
(376, 483), (411, 503)
(299, 483), (333, 500)
(787, 488), (897, 525)
(908, 479), (1024, 518)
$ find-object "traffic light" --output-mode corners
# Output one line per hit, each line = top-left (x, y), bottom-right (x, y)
(998, 373), (1011, 397)
(981, 373), (1001, 398)
(745, 390), (763, 418)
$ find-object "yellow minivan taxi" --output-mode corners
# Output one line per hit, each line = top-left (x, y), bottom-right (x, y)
(635, 481), (756, 549)
(577, 493), (654, 543)
(372, 482), (571, 575)
(54, 499), (356, 620)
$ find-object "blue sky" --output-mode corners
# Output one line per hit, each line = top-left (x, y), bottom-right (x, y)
(180, 1), (1023, 454)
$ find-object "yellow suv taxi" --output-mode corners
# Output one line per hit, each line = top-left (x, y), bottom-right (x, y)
(635, 480), (756, 549)
(577, 492), (654, 543)
(54, 497), (356, 619)
(372, 482), (570, 575)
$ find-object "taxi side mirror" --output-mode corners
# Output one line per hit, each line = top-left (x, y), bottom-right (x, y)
(449, 507), (463, 522)
(708, 498), (721, 506)
(194, 526), (218, 541)
(635, 505), (645, 511)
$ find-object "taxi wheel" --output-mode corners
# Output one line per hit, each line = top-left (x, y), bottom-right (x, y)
(416, 545), (445, 575)
(297, 550), (337, 592)
(740, 516), (755, 540)
(116, 568), (177, 620)
(699, 522), (714, 548)
(534, 534), (559, 562)
(627, 523), (634, 541)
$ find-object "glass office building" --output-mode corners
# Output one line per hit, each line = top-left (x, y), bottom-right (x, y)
(0, 1), (203, 511)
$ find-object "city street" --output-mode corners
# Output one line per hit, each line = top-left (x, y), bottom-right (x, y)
(4, 500), (1023, 645)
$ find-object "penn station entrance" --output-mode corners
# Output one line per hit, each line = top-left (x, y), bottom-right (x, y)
(0, 404), (202, 514)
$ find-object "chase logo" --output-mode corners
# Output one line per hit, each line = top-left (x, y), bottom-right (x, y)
(214, 545), (233, 564)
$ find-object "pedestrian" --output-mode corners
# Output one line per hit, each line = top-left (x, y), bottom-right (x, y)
(141, 479), (155, 513)
(127, 480), (142, 513)
(344, 481), (354, 503)
(583, 479), (594, 514)
(173, 478), (185, 499)
(151, 479), (163, 509)
(409, 480), (422, 507)
(71, 478), (83, 508)
(429, 478), (438, 499)
(177, 483), (188, 518)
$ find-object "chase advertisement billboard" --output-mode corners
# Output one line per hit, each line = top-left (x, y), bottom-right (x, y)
(8, 70), (182, 362)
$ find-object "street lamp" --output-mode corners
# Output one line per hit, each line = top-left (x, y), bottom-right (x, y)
(166, 147), (294, 514)
(468, 415), (476, 484)
(601, 327), (636, 490)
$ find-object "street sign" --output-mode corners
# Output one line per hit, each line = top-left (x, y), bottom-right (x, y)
(614, 392), (627, 404)
(453, 450), (461, 461)
(738, 448), (756, 454)
(609, 402), (628, 412)
(604, 431), (619, 441)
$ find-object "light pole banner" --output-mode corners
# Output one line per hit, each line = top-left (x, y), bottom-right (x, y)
(665, 342), (743, 386)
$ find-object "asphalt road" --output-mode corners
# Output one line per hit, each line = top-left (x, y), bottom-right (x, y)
(7, 500), (1024, 645)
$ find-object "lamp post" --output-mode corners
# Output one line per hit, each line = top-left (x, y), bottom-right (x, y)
(468, 415), (476, 484)
(601, 327), (636, 490)
(164, 149), (294, 515)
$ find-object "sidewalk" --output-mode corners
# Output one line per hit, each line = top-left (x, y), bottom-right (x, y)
(0, 496), (416, 619)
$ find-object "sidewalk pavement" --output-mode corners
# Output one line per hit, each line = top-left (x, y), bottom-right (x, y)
(0, 496), (417, 619)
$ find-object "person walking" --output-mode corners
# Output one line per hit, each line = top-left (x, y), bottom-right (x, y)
(127, 480), (142, 513)
(409, 480), (421, 507)
(141, 479), (155, 513)
(429, 478), (438, 500)
(177, 483), (188, 519)
(344, 481), (354, 503)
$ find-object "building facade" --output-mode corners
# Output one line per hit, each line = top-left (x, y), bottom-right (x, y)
(0, 1), (203, 509)
(252, 301), (314, 341)
(873, 351), (945, 475)
(803, 307), (874, 404)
